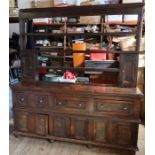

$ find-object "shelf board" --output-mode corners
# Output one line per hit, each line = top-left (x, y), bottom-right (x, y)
(68, 31), (136, 36)
(38, 66), (119, 72)
(33, 23), (65, 26)
(24, 33), (66, 36)
(65, 49), (140, 54)
(22, 31), (136, 37)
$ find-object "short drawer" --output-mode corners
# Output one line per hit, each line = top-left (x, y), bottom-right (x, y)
(33, 93), (50, 108)
(13, 92), (31, 107)
(13, 91), (53, 108)
(94, 99), (135, 116)
(54, 95), (89, 112)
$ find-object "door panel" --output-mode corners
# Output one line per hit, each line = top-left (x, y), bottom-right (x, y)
(94, 120), (107, 142)
(71, 117), (89, 140)
(49, 114), (70, 137)
(14, 111), (48, 136)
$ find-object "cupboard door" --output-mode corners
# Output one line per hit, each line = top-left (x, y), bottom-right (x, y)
(71, 117), (90, 140)
(119, 54), (138, 87)
(14, 111), (48, 136)
(35, 115), (48, 136)
(93, 120), (107, 142)
(49, 114), (70, 137)
(14, 112), (28, 132)
(107, 121), (138, 146)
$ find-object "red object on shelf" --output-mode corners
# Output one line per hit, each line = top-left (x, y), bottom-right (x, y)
(64, 70), (76, 80)
(39, 67), (48, 74)
(90, 48), (106, 60)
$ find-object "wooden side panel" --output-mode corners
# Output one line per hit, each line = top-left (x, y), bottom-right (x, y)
(21, 52), (37, 83)
(119, 54), (138, 87)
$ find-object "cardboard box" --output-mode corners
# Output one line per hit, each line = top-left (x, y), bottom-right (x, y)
(137, 68), (145, 84)
(9, 0), (16, 8)
(138, 54), (145, 68)
(122, 0), (143, 3)
(9, 7), (18, 17)
(80, 0), (100, 6)
(80, 16), (101, 24)
(31, 0), (54, 8)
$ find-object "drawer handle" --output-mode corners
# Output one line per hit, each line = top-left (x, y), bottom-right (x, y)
(39, 99), (44, 103)
(123, 107), (128, 110)
(79, 103), (82, 107)
(58, 101), (63, 105)
(99, 104), (104, 108)
(20, 97), (25, 102)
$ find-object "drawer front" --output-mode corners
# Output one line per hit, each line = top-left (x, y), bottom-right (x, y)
(94, 99), (134, 116)
(13, 91), (53, 108)
(13, 92), (31, 107)
(33, 93), (50, 108)
(54, 95), (89, 112)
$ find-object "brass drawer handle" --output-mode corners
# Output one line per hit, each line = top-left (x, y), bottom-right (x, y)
(58, 101), (63, 105)
(123, 106), (128, 110)
(20, 97), (25, 102)
(79, 103), (82, 107)
(39, 99), (44, 103)
(99, 104), (104, 108)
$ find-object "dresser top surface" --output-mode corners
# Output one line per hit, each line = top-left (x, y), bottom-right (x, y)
(10, 83), (143, 97)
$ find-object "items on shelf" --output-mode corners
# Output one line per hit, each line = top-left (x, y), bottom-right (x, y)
(90, 48), (107, 60)
(33, 17), (67, 24)
(72, 42), (86, 67)
(85, 60), (119, 69)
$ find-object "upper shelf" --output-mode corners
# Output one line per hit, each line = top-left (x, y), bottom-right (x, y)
(19, 3), (145, 19)
(22, 31), (137, 37)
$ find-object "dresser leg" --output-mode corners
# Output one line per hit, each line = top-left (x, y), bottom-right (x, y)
(48, 139), (55, 143)
(129, 150), (136, 155)
(86, 144), (93, 148)
(13, 133), (20, 138)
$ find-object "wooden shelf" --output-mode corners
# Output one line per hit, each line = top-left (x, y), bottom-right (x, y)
(23, 31), (136, 37)
(38, 66), (119, 72)
(33, 23), (65, 26)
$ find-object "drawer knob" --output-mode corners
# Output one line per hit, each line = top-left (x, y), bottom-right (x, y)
(99, 104), (104, 108)
(123, 107), (128, 110)
(39, 99), (44, 103)
(20, 97), (25, 102)
(58, 101), (63, 105)
(79, 103), (82, 107)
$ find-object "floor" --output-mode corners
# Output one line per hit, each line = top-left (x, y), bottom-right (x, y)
(9, 122), (145, 155)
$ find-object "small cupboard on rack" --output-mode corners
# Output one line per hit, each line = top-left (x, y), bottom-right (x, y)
(11, 3), (144, 155)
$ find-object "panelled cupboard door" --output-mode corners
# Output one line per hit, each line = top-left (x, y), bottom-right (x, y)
(70, 117), (92, 140)
(119, 54), (138, 87)
(14, 112), (48, 136)
(14, 112), (28, 132)
(49, 114), (70, 137)
(93, 120), (107, 142)
(107, 121), (138, 146)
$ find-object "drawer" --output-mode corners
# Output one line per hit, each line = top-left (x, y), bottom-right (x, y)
(54, 95), (89, 112)
(13, 92), (31, 107)
(13, 91), (53, 108)
(94, 99), (135, 116)
(33, 93), (50, 108)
